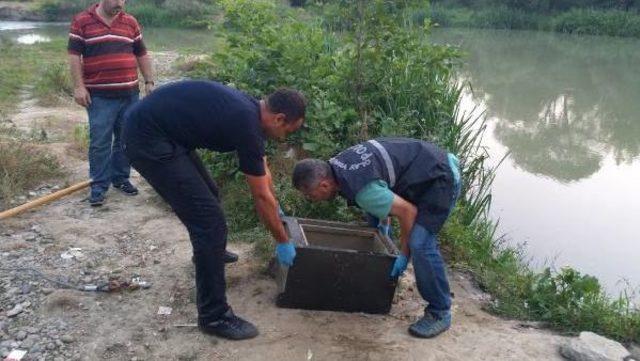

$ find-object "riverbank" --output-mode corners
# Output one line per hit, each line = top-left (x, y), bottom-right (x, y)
(0, 21), (577, 361)
(429, 4), (640, 38)
(0, 0), (219, 28)
(1, 0), (639, 354)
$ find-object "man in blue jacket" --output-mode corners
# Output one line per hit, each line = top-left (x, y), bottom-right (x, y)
(292, 137), (461, 338)
(123, 80), (305, 340)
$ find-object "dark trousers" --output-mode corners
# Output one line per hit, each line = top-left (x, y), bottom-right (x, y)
(125, 140), (228, 325)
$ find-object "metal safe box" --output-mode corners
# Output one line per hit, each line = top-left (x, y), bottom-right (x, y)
(276, 217), (400, 314)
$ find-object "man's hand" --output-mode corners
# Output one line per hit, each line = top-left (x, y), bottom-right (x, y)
(276, 242), (296, 267)
(73, 86), (91, 107)
(390, 254), (409, 278)
(144, 81), (155, 95)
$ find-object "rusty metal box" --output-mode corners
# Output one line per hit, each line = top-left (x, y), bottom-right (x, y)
(276, 217), (399, 314)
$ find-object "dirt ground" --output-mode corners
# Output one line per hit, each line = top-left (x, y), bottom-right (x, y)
(0, 52), (569, 361)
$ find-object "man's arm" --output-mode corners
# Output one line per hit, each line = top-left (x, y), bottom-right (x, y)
(136, 55), (154, 94)
(245, 172), (288, 243)
(388, 194), (418, 256)
(68, 54), (91, 107)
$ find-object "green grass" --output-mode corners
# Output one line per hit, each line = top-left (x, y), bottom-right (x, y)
(0, 39), (68, 117)
(429, 4), (640, 38)
(0, 141), (62, 209)
(0, 39), (68, 208)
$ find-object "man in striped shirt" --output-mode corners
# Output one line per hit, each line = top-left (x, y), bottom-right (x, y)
(68, 0), (154, 206)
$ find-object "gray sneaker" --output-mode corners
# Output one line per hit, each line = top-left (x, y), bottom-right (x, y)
(409, 312), (451, 338)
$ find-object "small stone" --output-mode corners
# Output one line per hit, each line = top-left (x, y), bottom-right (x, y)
(26, 327), (39, 334)
(46, 342), (56, 351)
(30, 344), (43, 353)
(21, 284), (32, 294)
(0, 348), (9, 358)
(560, 331), (630, 361)
(60, 335), (74, 344)
(16, 331), (27, 340)
(28, 191), (37, 197)
(42, 288), (54, 295)
(7, 287), (20, 296)
(6, 304), (24, 317)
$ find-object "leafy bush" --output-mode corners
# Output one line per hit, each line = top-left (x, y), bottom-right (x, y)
(552, 8), (640, 37)
(429, 2), (640, 37)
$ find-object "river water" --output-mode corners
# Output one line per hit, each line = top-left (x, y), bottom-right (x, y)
(2, 20), (638, 295)
(432, 28), (640, 296)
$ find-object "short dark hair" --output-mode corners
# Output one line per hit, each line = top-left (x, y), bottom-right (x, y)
(266, 88), (306, 124)
(292, 158), (332, 191)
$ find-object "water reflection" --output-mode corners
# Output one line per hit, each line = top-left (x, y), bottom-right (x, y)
(433, 28), (640, 182)
(16, 34), (51, 44)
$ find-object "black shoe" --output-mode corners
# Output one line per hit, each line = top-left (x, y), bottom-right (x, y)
(223, 250), (239, 263)
(192, 250), (239, 264)
(199, 309), (258, 340)
(113, 181), (138, 196)
(89, 192), (105, 207)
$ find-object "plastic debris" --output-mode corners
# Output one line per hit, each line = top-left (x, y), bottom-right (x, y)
(157, 306), (172, 316)
(4, 349), (27, 361)
(60, 248), (83, 260)
(95, 276), (153, 292)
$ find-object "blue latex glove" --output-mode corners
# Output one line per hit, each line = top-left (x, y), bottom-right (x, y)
(278, 205), (286, 218)
(377, 220), (391, 238)
(390, 254), (409, 278)
(276, 242), (296, 267)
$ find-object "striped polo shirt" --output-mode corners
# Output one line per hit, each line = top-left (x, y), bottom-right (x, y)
(67, 3), (147, 98)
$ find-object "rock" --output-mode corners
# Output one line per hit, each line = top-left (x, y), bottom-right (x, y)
(0, 348), (9, 358)
(42, 288), (54, 295)
(16, 331), (27, 340)
(6, 304), (23, 317)
(21, 334), (39, 349)
(26, 327), (39, 334)
(60, 335), (74, 344)
(46, 342), (56, 351)
(560, 331), (630, 361)
(629, 344), (640, 360)
(21, 284), (32, 294)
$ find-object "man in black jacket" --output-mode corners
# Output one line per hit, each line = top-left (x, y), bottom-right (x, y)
(123, 80), (305, 340)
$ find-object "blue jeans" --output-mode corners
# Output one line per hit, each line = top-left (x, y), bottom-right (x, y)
(87, 94), (139, 194)
(411, 154), (461, 318)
